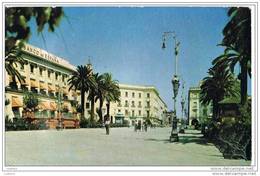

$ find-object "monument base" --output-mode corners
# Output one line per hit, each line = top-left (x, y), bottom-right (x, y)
(170, 131), (179, 142)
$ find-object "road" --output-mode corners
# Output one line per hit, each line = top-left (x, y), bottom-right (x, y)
(5, 127), (251, 166)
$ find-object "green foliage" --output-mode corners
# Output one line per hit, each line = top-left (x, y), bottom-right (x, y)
(23, 91), (39, 110)
(5, 7), (64, 51)
(203, 103), (251, 160)
(200, 64), (239, 120)
(5, 117), (48, 131)
(214, 7), (251, 105)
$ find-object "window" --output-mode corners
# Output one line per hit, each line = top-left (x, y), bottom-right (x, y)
(125, 92), (128, 97)
(125, 100), (128, 107)
(132, 110), (135, 117)
(131, 101), (135, 107)
(132, 92), (135, 98)
(86, 102), (90, 109)
(48, 71), (51, 78)
(138, 110), (141, 116)
(62, 75), (65, 82)
(139, 93), (141, 98)
(118, 109), (121, 113)
(138, 101), (141, 107)
(125, 110), (128, 116)
(39, 68), (43, 76)
(146, 101), (150, 107)
(147, 93), (150, 98)
(147, 110), (150, 117)
(55, 73), (58, 80)
(30, 65), (34, 73)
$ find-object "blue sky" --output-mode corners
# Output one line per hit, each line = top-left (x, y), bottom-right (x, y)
(28, 7), (240, 114)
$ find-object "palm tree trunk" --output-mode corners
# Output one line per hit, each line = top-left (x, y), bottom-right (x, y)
(106, 102), (110, 117)
(98, 98), (104, 122)
(81, 90), (85, 120)
(212, 100), (218, 121)
(90, 96), (95, 122)
(240, 59), (248, 105)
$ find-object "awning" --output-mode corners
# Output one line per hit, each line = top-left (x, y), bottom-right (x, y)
(50, 102), (57, 111)
(12, 97), (23, 107)
(30, 80), (38, 88)
(48, 84), (55, 92)
(39, 82), (47, 90)
(38, 102), (51, 110)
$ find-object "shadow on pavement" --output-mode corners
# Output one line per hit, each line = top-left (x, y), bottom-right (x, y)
(145, 138), (170, 144)
(178, 135), (211, 146)
(145, 134), (213, 146)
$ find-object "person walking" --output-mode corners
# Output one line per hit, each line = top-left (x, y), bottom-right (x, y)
(144, 121), (148, 132)
(104, 115), (110, 135)
(134, 120), (137, 132)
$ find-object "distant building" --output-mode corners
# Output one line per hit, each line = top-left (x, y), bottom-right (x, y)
(99, 84), (168, 126)
(188, 85), (212, 125)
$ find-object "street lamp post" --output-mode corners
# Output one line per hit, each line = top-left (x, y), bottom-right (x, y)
(179, 81), (186, 133)
(162, 31), (180, 142)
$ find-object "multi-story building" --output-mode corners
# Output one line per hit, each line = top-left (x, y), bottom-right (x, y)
(188, 85), (212, 125)
(107, 84), (168, 126)
(5, 44), (79, 121)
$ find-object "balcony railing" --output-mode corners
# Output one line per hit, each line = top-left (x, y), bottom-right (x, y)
(124, 104), (129, 107)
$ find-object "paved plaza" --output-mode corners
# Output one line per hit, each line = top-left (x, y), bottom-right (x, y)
(5, 127), (251, 166)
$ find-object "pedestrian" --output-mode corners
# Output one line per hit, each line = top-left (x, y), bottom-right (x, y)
(144, 121), (148, 132)
(134, 120), (137, 132)
(104, 115), (110, 135)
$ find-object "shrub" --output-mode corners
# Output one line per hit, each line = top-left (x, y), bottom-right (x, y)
(23, 91), (39, 110)
(210, 104), (251, 160)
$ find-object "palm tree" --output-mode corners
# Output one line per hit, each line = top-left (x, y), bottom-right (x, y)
(217, 7), (251, 105)
(94, 73), (106, 122)
(5, 45), (27, 85)
(102, 73), (120, 119)
(68, 65), (95, 119)
(87, 73), (100, 123)
(200, 64), (239, 120)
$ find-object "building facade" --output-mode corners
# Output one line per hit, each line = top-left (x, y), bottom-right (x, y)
(188, 86), (212, 125)
(5, 44), (79, 121)
(111, 84), (167, 126)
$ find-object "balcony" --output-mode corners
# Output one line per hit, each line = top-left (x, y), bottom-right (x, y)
(124, 104), (129, 107)
(117, 104), (122, 107)
(138, 105), (142, 108)
(145, 105), (151, 109)
(131, 105), (135, 108)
